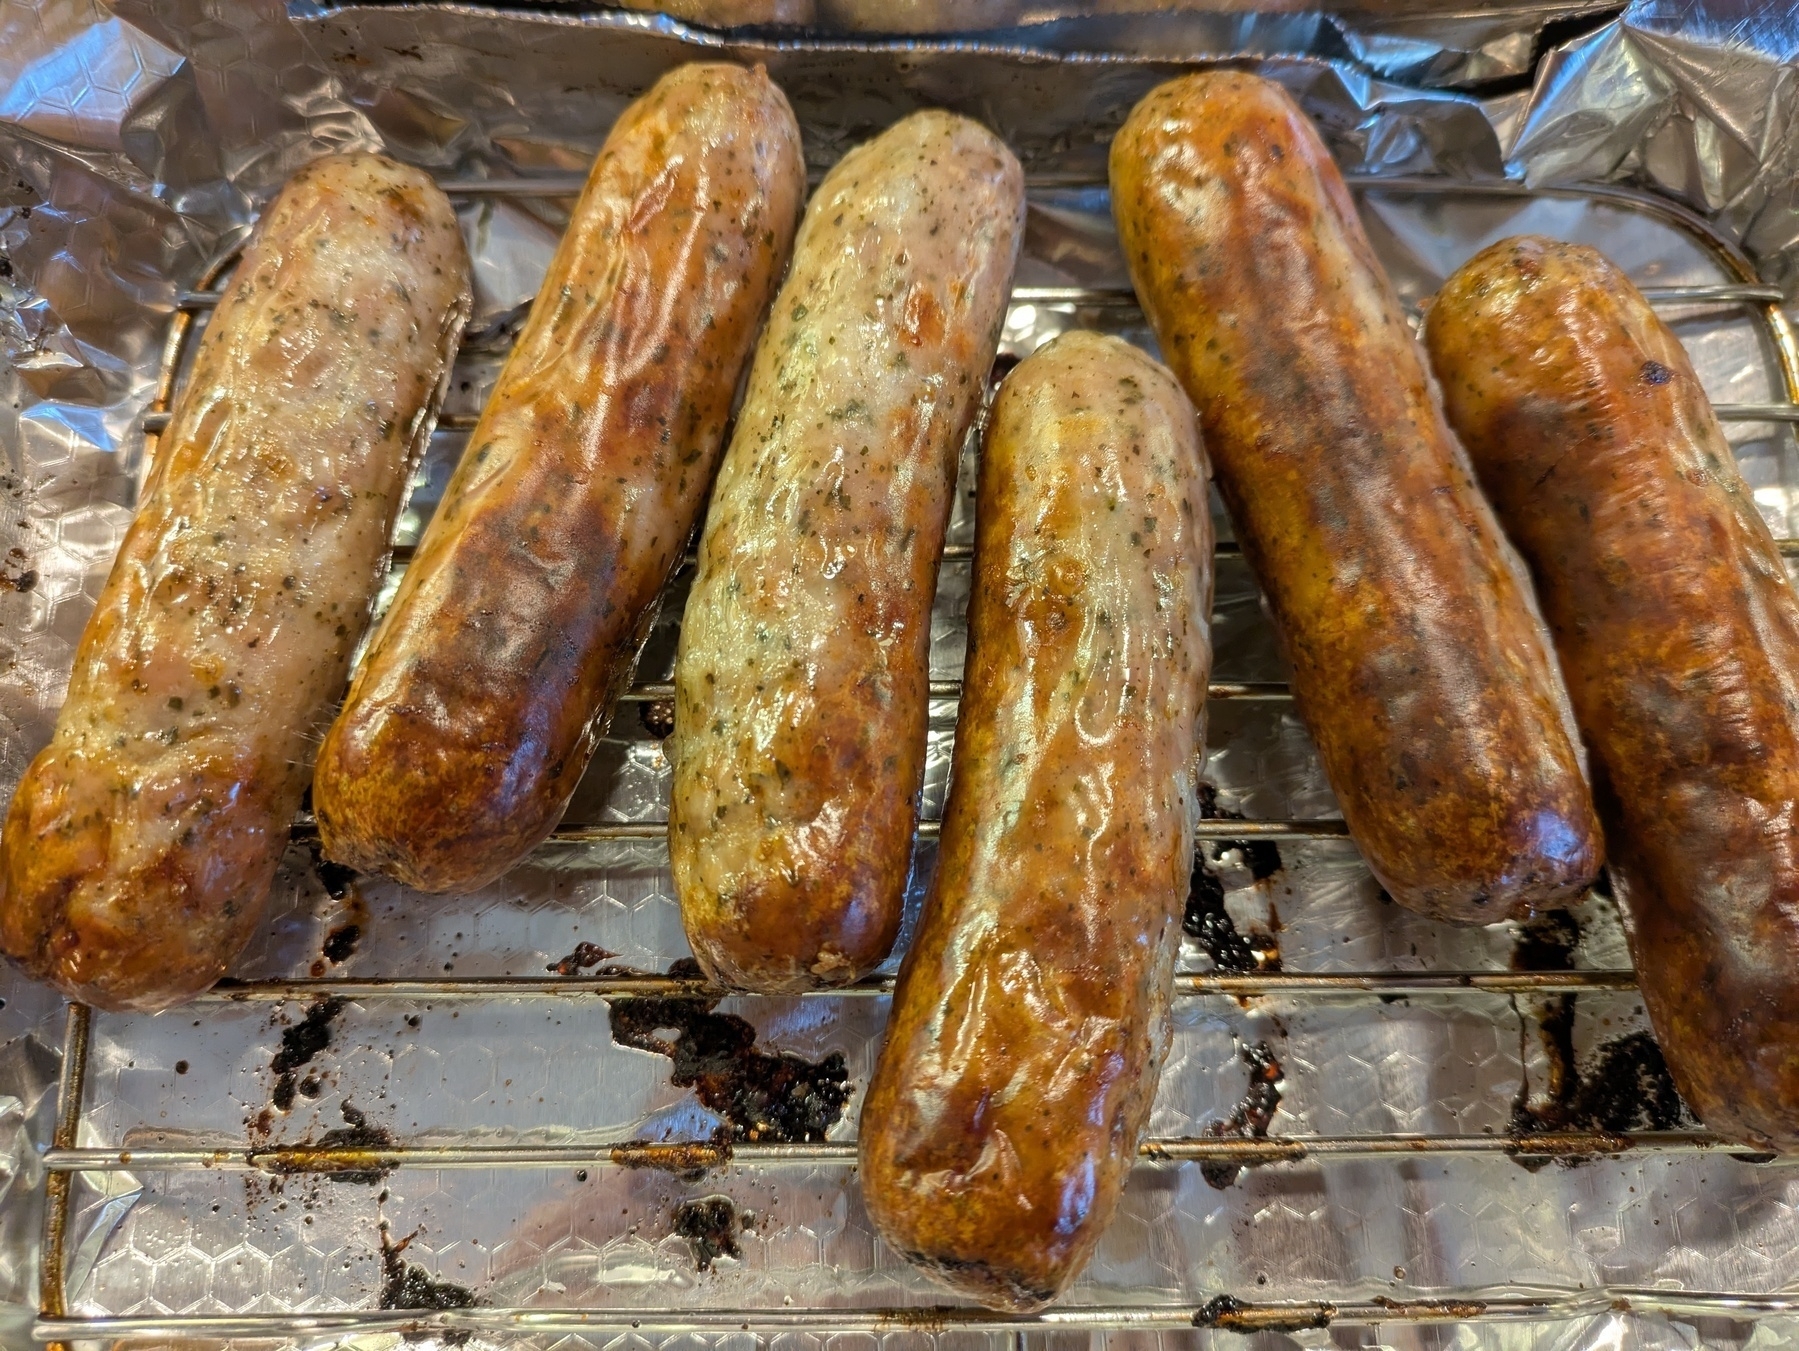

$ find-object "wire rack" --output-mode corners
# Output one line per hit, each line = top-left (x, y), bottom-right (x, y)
(31, 170), (1799, 1348)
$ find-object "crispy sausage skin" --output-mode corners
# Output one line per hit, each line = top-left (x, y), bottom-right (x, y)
(1424, 236), (1799, 1150)
(1110, 72), (1601, 923)
(313, 64), (805, 893)
(0, 153), (470, 1011)
(670, 111), (1025, 991)
(860, 332), (1213, 1310)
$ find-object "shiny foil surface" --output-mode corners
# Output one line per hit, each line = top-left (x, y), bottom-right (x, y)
(5, 2), (1799, 1349)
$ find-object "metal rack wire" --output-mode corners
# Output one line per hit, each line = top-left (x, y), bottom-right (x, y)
(33, 170), (1799, 1347)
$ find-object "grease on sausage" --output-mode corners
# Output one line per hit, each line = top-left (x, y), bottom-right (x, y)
(313, 63), (805, 893)
(670, 110), (1025, 991)
(1110, 71), (1601, 923)
(860, 331), (1213, 1311)
(0, 152), (470, 1011)
(1424, 236), (1799, 1150)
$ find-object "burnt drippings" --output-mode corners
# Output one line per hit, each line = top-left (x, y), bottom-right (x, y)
(309, 843), (359, 901)
(1184, 783), (1283, 973)
(1184, 861), (1247, 968)
(322, 924), (361, 964)
(548, 942), (620, 977)
(1511, 908), (1581, 1144)
(1370, 1296), (1489, 1319)
(1198, 780), (1285, 880)
(1509, 908), (1691, 1166)
(607, 959), (850, 1143)
(672, 1195), (744, 1270)
(1194, 1293), (1247, 1326)
(639, 698), (677, 739)
(307, 845), (368, 976)
(1508, 907), (1582, 1164)
(1513, 907), (1580, 973)
(611, 1127), (733, 1180)
(270, 997), (346, 1113)
(1506, 1025), (1689, 1158)
(1193, 1294), (1334, 1334)
(1202, 1041), (1284, 1189)
(1183, 863), (1281, 974)
(1566, 1032), (1686, 1133)
(299, 1101), (395, 1186)
(380, 1222), (479, 1343)
(4, 543), (37, 593)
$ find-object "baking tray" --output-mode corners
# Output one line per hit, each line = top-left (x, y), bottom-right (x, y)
(22, 151), (1799, 1349)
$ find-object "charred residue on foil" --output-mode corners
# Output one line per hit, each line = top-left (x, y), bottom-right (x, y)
(1194, 1294), (1334, 1333)
(672, 1194), (748, 1270)
(1201, 1041), (1285, 1189)
(3, 543), (37, 592)
(610, 1129), (734, 1179)
(547, 941), (620, 976)
(379, 1221), (480, 1343)
(1184, 782), (1283, 974)
(321, 922), (362, 964)
(598, 961), (849, 1267)
(307, 844), (370, 975)
(1198, 781), (1285, 881)
(262, 1101), (397, 1186)
(1508, 905), (1691, 1167)
(269, 996), (347, 1113)
(606, 957), (851, 1146)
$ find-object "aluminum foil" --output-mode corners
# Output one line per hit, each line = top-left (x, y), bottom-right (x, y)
(5, 2), (1799, 1349)
(591, 1), (1609, 88)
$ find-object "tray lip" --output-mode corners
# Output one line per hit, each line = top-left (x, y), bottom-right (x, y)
(36, 109), (1799, 1348)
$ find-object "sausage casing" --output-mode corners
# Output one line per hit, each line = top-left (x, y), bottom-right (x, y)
(312, 64), (805, 893)
(1110, 71), (1601, 923)
(0, 153), (470, 1011)
(860, 331), (1213, 1311)
(670, 110), (1025, 991)
(1424, 236), (1799, 1150)
(618, 0), (814, 21)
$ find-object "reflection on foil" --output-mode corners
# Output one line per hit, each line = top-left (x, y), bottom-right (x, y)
(61, 1168), (143, 1314)
(0, 1034), (58, 1343)
(0, 13), (184, 155)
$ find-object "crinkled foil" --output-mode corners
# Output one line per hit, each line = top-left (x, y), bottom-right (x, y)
(5, 3), (1799, 1349)
(594, 0), (1608, 87)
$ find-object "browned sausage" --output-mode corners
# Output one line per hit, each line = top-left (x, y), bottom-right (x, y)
(1109, 71), (1601, 923)
(1424, 236), (1799, 1150)
(312, 63), (805, 893)
(616, 0), (815, 22)
(860, 331), (1213, 1310)
(669, 110), (1025, 991)
(0, 153), (470, 1011)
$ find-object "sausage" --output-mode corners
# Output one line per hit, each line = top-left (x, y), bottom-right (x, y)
(0, 153), (470, 1011)
(1109, 71), (1601, 923)
(312, 63), (805, 893)
(670, 110), (1025, 991)
(1423, 236), (1799, 1150)
(859, 331), (1213, 1311)
(615, 0), (816, 23)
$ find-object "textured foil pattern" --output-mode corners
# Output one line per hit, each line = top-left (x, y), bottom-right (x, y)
(5, 3), (1799, 1348)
